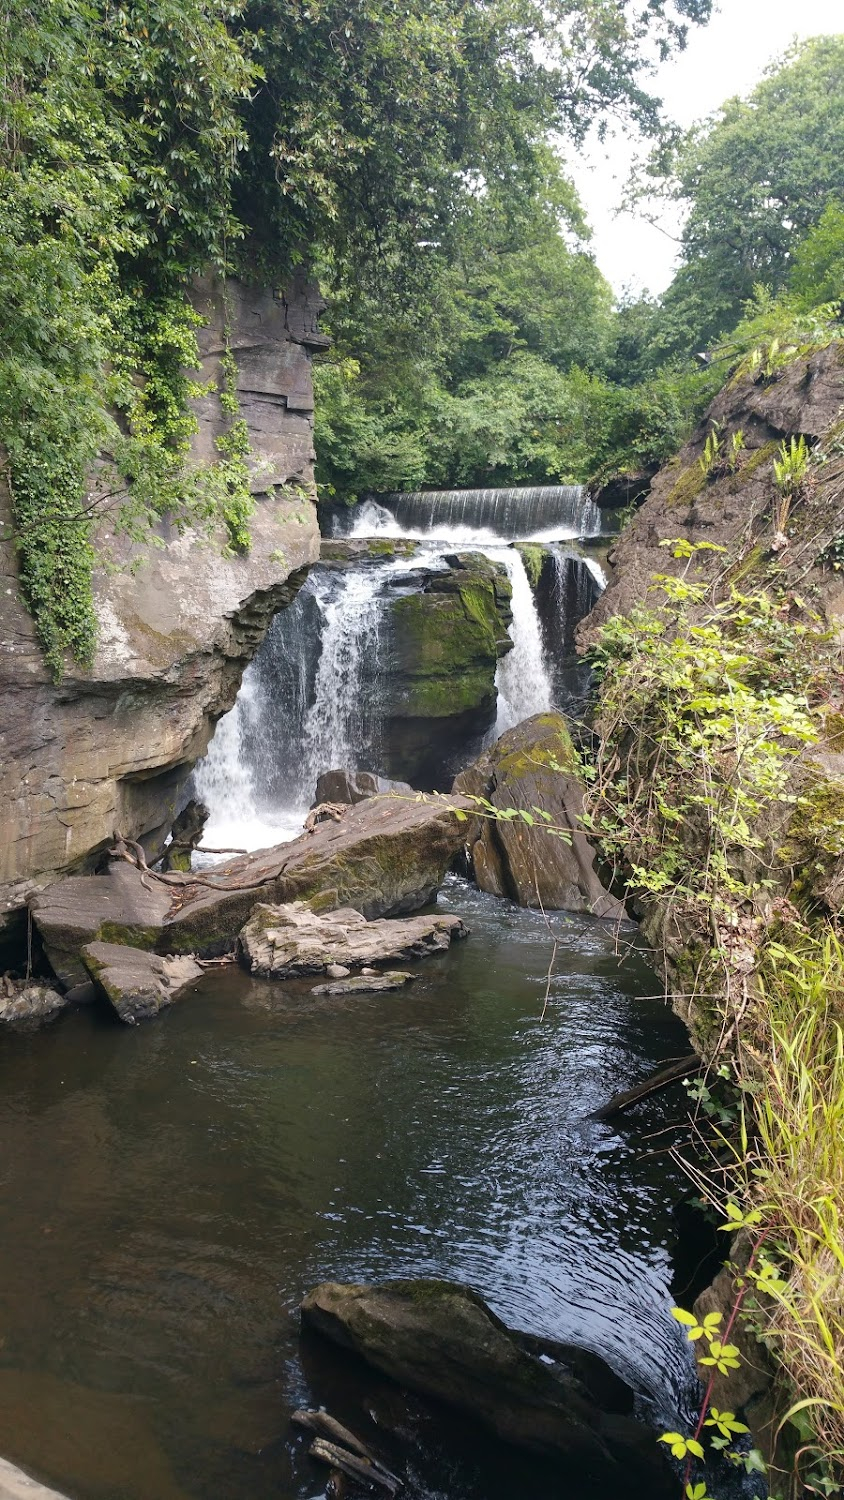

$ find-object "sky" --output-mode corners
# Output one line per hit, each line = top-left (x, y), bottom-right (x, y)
(569, 0), (844, 297)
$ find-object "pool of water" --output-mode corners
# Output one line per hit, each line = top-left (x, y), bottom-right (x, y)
(0, 878), (696, 1500)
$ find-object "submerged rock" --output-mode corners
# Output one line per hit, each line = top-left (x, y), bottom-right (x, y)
(31, 794), (478, 977)
(454, 713), (623, 917)
(81, 943), (203, 1024)
(0, 977), (67, 1026)
(311, 971), (414, 996)
(238, 901), (466, 978)
(300, 1279), (668, 1483)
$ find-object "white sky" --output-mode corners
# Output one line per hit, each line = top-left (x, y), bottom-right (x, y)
(568, 0), (844, 297)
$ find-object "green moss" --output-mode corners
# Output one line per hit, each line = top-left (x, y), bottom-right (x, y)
(97, 921), (162, 950)
(666, 464), (708, 508)
(729, 439), (779, 490)
(515, 544), (548, 589)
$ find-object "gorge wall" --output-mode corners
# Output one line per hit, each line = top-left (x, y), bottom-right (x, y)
(0, 274), (324, 957)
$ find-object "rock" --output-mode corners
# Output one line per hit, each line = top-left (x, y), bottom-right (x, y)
(311, 971), (414, 996)
(0, 1456), (72, 1500)
(81, 943), (203, 1024)
(454, 713), (624, 917)
(0, 978), (67, 1026)
(0, 274), (323, 960)
(30, 861), (173, 989)
(162, 799), (209, 873)
(325, 963), (351, 978)
(31, 793), (479, 972)
(588, 469), (655, 510)
(300, 1280), (668, 1482)
(313, 770), (414, 807)
(238, 901), (466, 977)
(579, 343), (844, 652)
(377, 552), (514, 787)
(319, 538), (418, 563)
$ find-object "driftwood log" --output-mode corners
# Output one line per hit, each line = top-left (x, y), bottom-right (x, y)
(591, 1053), (701, 1121)
(292, 1410), (401, 1490)
(308, 1439), (401, 1495)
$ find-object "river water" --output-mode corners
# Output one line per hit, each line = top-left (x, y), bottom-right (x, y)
(0, 879), (695, 1500)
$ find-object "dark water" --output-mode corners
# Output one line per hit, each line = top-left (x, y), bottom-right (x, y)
(0, 879), (696, 1500)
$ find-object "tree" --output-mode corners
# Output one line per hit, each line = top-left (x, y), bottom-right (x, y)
(640, 36), (844, 349)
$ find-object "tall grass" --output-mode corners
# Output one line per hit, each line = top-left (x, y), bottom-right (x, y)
(738, 930), (844, 1488)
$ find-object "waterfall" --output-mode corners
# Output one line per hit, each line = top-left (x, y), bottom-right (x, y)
(194, 486), (608, 854)
(348, 484), (609, 541)
(301, 567), (384, 784)
(495, 550), (553, 733)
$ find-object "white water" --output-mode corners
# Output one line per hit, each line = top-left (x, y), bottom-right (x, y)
(301, 566), (384, 785)
(494, 550), (553, 732)
(194, 486), (606, 856)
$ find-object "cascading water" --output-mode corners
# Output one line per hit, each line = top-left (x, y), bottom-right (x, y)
(362, 484), (610, 540)
(195, 484), (611, 849)
(494, 549), (553, 733)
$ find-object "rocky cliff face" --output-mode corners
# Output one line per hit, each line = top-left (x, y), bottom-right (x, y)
(0, 275), (324, 958)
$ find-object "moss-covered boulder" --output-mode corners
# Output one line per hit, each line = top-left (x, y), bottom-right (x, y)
(454, 712), (623, 917)
(300, 1279), (670, 1487)
(379, 552), (513, 786)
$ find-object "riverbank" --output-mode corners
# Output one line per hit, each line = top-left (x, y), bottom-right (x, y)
(579, 341), (844, 1496)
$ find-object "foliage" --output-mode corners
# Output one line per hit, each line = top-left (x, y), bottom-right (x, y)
(789, 200), (844, 311)
(636, 36), (844, 350)
(1, 0), (716, 669)
(585, 547), (821, 926)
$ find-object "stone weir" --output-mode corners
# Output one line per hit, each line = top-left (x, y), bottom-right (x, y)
(0, 274), (325, 962)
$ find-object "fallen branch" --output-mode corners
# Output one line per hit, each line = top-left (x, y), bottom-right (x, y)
(591, 1052), (701, 1121)
(308, 1438), (401, 1494)
(292, 1411), (400, 1483)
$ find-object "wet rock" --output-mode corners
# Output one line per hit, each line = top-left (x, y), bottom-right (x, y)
(313, 771), (414, 807)
(454, 713), (623, 917)
(319, 538), (418, 563)
(311, 972), (414, 996)
(378, 552), (514, 787)
(325, 963), (351, 978)
(31, 794), (479, 971)
(588, 469), (655, 510)
(0, 977), (67, 1026)
(81, 943), (203, 1024)
(300, 1279), (667, 1481)
(238, 901), (466, 978)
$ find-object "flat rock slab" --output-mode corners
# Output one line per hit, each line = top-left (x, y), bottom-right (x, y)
(311, 971), (414, 996)
(239, 900), (466, 977)
(30, 795), (478, 981)
(81, 943), (203, 1024)
(29, 862), (172, 989)
(300, 1280), (668, 1487)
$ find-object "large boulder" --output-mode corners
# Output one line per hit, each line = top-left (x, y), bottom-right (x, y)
(81, 943), (203, 1024)
(454, 713), (623, 918)
(300, 1279), (669, 1485)
(0, 274), (324, 964)
(378, 552), (514, 787)
(238, 901), (467, 977)
(31, 793), (478, 979)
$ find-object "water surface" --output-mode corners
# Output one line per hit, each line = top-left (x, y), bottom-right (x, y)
(0, 879), (694, 1500)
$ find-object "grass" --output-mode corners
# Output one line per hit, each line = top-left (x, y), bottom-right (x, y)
(733, 928), (844, 1492)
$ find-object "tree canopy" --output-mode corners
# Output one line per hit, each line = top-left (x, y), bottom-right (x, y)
(641, 35), (844, 350)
